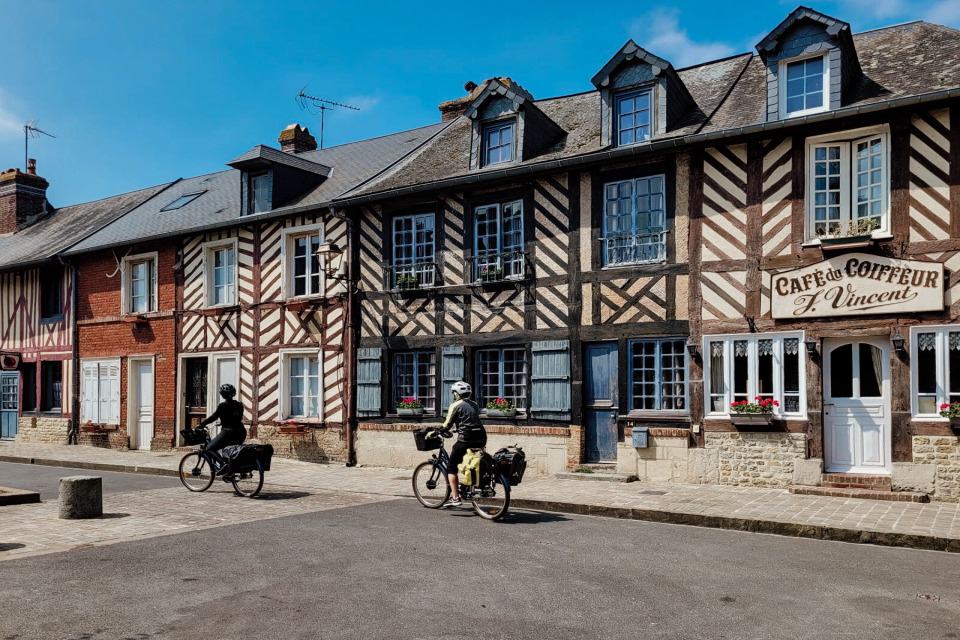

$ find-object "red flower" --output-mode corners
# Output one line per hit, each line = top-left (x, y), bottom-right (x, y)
(773, 400), (780, 407)
(942, 404), (951, 410)
(740, 400), (748, 405)
(730, 402), (738, 407)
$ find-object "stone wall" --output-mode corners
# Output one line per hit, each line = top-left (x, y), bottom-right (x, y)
(254, 426), (347, 464)
(912, 435), (960, 502)
(617, 432), (692, 482)
(14, 416), (70, 445)
(706, 432), (807, 488)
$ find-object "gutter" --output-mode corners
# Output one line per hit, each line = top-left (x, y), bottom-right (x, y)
(333, 88), (960, 207)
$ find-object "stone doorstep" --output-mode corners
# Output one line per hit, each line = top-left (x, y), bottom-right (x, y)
(821, 473), (892, 491)
(789, 486), (929, 503)
(556, 471), (638, 483)
(0, 487), (41, 506)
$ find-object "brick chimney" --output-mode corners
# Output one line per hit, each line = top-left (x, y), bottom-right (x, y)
(439, 81), (484, 122)
(278, 124), (318, 153)
(0, 159), (49, 234)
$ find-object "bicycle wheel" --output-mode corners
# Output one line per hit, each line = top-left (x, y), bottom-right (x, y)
(412, 460), (450, 508)
(231, 461), (264, 498)
(179, 452), (214, 492)
(472, 474), (510, 521)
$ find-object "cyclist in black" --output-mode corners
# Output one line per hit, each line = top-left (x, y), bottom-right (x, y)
(442, 381), (486, 507)
(198, 384), (246, 470)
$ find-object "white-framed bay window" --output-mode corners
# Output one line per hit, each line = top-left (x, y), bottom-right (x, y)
(780, 54), (829, 118)
(80, 359), (121, 425)
(121, 252), (158, 314)
(911, 326), (960, 418)
(704, 333), (805, 417)
(602, 174), (667, 266)
(805, 126), (890, 241)
(392, 213), (435, 288)
(282, 223), (325, 299)
(281, 349), (321, 420)
(204, 239), (237, 307)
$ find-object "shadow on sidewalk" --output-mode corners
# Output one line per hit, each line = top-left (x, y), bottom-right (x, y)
(0, 542), (26, 552)
(255, 491), (311, 501)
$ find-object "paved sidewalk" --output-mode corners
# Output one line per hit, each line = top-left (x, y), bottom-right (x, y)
(4, 442), (960, 553)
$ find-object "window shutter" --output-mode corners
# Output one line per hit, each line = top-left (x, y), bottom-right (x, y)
(441, 346), (465, 412)
(104, 363), (120, 425)
(264, 169), (274, 211)
(357, 348), (382, 417)
(240, 172), (249, 216)
(81, 363), (98, 423)
(531, 340), (571, 421)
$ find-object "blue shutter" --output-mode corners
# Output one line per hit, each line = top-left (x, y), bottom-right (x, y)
(240, 172), (249, 216)
(441, 346), (464, 412)
(264, 169), (274, 211)
(531, 340), (571, 421)
(357, 347), (382, 417)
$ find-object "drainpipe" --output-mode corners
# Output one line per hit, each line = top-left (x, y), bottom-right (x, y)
(331, 205), (356, 466)
(58, 255), (79, 445)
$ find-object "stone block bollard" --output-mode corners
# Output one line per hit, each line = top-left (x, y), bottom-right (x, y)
(58, 476), (103, 519)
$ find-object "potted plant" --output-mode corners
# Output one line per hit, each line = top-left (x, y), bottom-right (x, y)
(278, 419), (307, 434)
(816, 218), (878, 250)
(286, 299), (310, 312)
(729, 397), (778, 426)
(485, 398), (517, 418)
(396, 397), (425, 416)
(479, 266), (503, 282)
(939, 403), (960, 429)
(396, 275), (419, 290)
(79, 420), (102, 433)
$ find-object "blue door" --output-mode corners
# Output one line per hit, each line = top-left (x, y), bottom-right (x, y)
(585, 342), (618, 462)
(0, 372), (18, 439)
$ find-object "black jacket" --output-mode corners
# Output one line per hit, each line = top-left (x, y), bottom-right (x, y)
(200, 399), (245, 431)
(442, 399), (486, 442)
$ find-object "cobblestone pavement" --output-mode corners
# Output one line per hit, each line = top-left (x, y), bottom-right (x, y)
(4, 442), (960, 552)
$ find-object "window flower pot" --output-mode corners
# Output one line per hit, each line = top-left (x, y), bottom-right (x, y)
(729, 413), (774, 427)
(123, 314), (147, 324)
(201, 308), (220, 317)
(949, 417), (960, 431)
(485, 409), (517, 419)
(818, 235), (874, 251)
(286, 300), (310, 312)
(278, 425), (308, 434)
(397, 408), (425, 417)
(79, 424), (103, 433)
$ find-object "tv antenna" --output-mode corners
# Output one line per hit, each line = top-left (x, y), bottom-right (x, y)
(295, 87), (359, 149)
(24, 120), (56, 170)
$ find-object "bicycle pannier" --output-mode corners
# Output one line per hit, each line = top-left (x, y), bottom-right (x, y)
(413, 428), (442, 452)
(458, 449), (482, 486)
(493, 447), (527, 486)
(252, 444), (274, 472)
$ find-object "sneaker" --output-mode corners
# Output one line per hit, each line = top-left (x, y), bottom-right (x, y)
(445, 497), (462, 507)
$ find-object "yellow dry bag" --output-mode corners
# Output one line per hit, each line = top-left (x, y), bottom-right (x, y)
(457, 449), (482, 486)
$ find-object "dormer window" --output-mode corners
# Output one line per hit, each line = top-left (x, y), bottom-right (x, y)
(615, 89), (652, 147)
(250, 173), (271, 214)
(783, 55), (827, 117)
(482, 120), (515, 167)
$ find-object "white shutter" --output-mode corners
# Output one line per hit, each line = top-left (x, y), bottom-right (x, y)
(81, 363), (99, 423)
(99, 363), (120, 425)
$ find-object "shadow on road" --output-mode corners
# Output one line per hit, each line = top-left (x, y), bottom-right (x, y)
(255, 491), (311, 501)
(447, 509), (571, 525)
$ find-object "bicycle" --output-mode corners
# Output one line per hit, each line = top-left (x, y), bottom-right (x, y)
(178, 426), (265, 498)
(411, 427), (512, 521)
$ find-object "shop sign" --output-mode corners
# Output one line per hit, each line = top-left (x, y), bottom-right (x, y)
(771, 253), (944, 319)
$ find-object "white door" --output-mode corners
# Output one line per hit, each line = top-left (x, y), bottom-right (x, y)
(133, 361), (154, 451)
(209, 356), (238, 438)
(823, 338), (891, 474)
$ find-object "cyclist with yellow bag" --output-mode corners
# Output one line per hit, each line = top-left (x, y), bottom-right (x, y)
(442, 381), (486, 507)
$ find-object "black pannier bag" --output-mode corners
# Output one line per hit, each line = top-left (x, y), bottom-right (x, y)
(221, 444), (273, 472)
(252, 444), (274, 472)
(493, 447), (527, 486)
(180, 427), (208, 446)
(413, 428), (442, 451)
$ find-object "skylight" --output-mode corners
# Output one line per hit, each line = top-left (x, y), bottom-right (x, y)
(160, 191), (205, 211)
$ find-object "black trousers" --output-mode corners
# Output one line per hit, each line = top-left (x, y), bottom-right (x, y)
(206, 427), (246, 457)
(448, 437), (487, 477)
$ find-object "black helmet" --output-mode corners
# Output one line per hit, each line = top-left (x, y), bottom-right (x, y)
(219, 383), (236, 399)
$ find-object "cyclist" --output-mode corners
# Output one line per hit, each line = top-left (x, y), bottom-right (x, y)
(442, 381), (486, 507)
(198, 383), (246, 471)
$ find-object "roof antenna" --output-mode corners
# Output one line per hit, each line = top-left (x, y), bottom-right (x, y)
(295, 87), (360, 149)
(24, 120), (56, 171)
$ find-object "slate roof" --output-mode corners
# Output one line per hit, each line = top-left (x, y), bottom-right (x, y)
(0, 183), (170, 270)
(227, 144), (332, 176)
(340, 21), (960, 201)
(64, 122), (445, 254)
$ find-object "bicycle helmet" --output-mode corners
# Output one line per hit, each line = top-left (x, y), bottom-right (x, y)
(219, 383), (237, 399)
(451, 381), (471, 397)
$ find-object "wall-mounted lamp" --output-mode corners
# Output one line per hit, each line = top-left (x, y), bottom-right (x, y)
(686, 339), (699, 359)
(891, 328), (907, 357)
(316, 242), (345, 280)
(804, 337), (818, 357)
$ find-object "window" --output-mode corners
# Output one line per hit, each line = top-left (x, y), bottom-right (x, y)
(806, 128), (889, 240)
(782, 56), (828, 117)
(393, 351), (437, 413)
(476, 347), (527, 411)
(251, 173), (270, 214)
(206, 243), (236, 306)
(81, 359), (120, 424)
(21, 362), (36, 412)
(705, 333), (804, 416)
(123, 253), (157, 314)
(474, 200), (524, 280)
(40, 266), (63, 320)
(286, 353), (320, 418)
(911, 327), (960, 417)
(630, 339), (687, 412)
(482, 121), (515, 167)
(41, 361), (62, 412)
(284, 227), (324, 298)
(615, 89), (652, 146)
(602, 174), (666, 266)
(392, 214), (435, 288)
(160, 191), (205, 212)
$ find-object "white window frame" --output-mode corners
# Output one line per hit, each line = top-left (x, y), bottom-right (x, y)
(473, 200), (524, 281)
(279, 348), (323, 421)
(80, 358), (121, 425)
(203, 239), (238, 308)
(120, 251), (159, 315)
(481, 119), (516, 167)
(804, 125), (891, 243)
(910, 325), (960, 420)
(281, 223), (325, 300)
(703, 332), (806, 419)
(779, 53), (829, 118)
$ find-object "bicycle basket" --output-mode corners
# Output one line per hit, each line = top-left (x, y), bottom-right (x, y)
(413, 428), (442, 451)
(180, 427), (209, 446)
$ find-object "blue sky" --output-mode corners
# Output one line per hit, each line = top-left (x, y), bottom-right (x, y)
(1, 0), (957, 206)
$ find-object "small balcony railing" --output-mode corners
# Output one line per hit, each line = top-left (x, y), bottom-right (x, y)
(601, 231), (667, 266)
(387, 261), (438, 291)
(468, 249), (526, 283)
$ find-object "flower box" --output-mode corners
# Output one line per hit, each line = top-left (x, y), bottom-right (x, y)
(950, 417), (960, 429)
(397, 408), (425, 417)
(79, 425), (103, 433)
(485, 409), (517, 419)
(729, 414), (774, 427)
(122, 314), (147, 324)
(819, 235), (874, 251)
(286, 300), (310, 312)
(278, 425), (308, 434)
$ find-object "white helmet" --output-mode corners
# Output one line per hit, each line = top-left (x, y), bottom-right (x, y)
(451, 381), (472, 396)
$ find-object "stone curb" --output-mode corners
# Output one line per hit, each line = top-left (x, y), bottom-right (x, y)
(0, 455), (180, 479)
(0, 486), (40, 506)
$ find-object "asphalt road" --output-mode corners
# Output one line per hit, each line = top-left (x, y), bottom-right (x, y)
(2, 489), (960, 640)
(0, 461), (180, 499)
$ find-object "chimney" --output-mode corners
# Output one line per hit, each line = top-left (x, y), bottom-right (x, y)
(0, 159), (49, 234)
(278, 124), (318, 153)
(438, 81), (483, 122)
